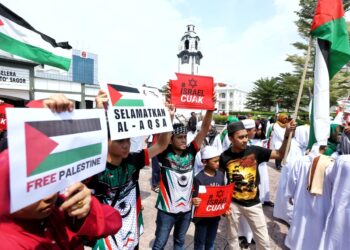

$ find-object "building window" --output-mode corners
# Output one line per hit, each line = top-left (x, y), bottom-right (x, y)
(220, 93), (226, 98)
(185, 40), (189, 50)
(230, 92), (233, 98)
(221, 104), (225, 110)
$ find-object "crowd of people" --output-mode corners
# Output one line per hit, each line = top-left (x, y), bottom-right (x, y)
(1, 91), (350, 250)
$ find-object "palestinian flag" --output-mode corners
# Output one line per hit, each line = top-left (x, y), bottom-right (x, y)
(0, 3), (71, 71)
(25, 118), (102, 177)
(308, 0), (350, 147)
(107, 84), (145, 107)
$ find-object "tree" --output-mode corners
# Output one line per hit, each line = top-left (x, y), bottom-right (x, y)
(285, 0), (350, 108)
(276, 73), (310, 112)
(246, 77), (280, 111)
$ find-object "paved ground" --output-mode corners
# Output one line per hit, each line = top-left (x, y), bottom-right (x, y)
(139, 161), (289, 250)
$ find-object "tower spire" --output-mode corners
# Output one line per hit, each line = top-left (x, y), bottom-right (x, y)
(177, 25), (203, 75)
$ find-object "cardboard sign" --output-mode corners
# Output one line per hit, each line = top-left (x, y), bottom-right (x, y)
(101, 83), (173, 140)
(6, 108), (108, 212)
(170, 73), (215, 110)
(193, 183), (234, 218)
(0, 103), (13, 131)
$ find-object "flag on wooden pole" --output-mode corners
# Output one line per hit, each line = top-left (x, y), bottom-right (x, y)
(308, 0), (350, 147)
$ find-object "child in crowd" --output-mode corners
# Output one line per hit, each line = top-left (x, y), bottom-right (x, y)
(192, 146), (226, 250)
(86, 90), (174, 250)
(0, 95), (122, 249)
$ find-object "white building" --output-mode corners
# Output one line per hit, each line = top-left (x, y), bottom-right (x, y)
(215, 83), (248, 113)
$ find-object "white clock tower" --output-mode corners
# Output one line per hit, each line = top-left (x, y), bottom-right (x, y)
(177, 25), (203, 75)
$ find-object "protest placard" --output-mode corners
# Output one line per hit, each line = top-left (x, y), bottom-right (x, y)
(193, 183), (234, 218)
(6, 108), (108, 212)
(170, 73), (215, 110)
(101, 82), (173, 140)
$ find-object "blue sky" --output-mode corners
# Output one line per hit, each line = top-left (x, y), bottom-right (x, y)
(1, 0), (301, 91)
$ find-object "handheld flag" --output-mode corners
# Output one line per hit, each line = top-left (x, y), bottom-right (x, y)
(0, 3), (72, 70)
(308, 0), (350, 147)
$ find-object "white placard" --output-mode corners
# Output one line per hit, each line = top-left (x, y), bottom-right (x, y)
(100, 82), (173, 140)
(6, 108), (108, 212)
(198, 185), (207, 194)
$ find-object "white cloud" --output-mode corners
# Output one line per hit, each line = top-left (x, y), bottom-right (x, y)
(199, 0), (301, 90)
(1, 0), (301, 91)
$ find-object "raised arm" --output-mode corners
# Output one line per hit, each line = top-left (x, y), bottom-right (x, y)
(194, 93), (216, 147)
(148, 104), (175, 158)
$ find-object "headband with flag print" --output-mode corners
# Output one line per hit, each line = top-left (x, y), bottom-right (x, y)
(172, 123), (187, 135)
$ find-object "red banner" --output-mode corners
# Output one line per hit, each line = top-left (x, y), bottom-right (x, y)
(0, 103), (14, 131)
(193, 183), (234, 218)
(170, 73), (215, 110)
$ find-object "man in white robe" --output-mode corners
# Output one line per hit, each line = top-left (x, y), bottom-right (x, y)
(319, 155), (350, 250)
(270, 114), (288, 169)
(273, 124), (309, 224)
(285, 151), (333, 250)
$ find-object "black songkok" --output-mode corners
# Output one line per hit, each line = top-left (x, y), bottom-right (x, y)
(227, 121), (245, 136)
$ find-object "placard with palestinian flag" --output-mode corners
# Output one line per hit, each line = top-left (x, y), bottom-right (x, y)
(6, 108), (108, 212)
(101, 82), (173, 140)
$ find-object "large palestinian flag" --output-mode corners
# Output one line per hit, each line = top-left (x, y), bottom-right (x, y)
(308, 0), (350, 147)
(107, 84), (145, 107)
(25, 118), (102, 177)
(0, 3), (71, 70)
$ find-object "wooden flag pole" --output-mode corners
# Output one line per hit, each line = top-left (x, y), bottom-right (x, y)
(282, 37), (313, 164)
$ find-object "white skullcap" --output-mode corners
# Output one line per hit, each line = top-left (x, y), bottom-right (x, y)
(201, 146), (220, 160)
(242, 119), (255, 129)
(344, 100), (350, 113)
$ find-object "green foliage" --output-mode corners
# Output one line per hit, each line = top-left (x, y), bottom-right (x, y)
(213, 114), (229, 125)
(247, 0), (350, 113)
(245, 77), (279, 111)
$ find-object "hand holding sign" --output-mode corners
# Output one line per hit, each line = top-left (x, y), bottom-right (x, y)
(95, 89), (109, 110)
(43, 94), (74, 112)
(60, 182), (92, 219)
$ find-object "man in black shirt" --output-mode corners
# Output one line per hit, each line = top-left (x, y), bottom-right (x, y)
(220, 121), (295, 250)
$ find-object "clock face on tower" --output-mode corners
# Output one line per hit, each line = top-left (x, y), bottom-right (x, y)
(181, 54), (189, 64)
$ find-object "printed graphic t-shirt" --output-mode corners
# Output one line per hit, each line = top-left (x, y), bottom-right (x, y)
(220, 146), (271, 207)
(156, 142), (199, 213)
(87, 149), (149, 250)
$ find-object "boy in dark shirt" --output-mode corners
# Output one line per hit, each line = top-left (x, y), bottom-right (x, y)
(220, 121), (295, 250)
(192, 146), (226, 250)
